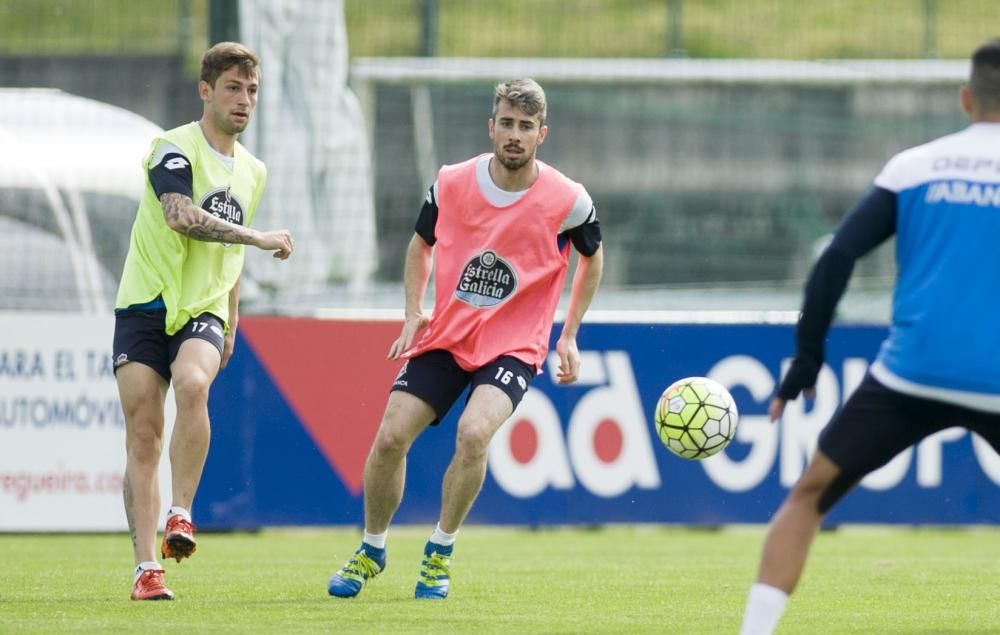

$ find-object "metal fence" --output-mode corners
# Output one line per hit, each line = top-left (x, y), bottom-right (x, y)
(0, 0), (991, 317)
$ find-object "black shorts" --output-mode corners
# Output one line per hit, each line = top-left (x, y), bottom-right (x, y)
(391, 349), (536, 425)
(819, 372), (1000, 478)
(112, 310), (225, 383)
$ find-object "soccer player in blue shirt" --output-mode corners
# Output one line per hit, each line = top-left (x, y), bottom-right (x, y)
(739, 38), (1000, 635)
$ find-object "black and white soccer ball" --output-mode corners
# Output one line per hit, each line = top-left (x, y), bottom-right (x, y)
(654, 376), (739, 460)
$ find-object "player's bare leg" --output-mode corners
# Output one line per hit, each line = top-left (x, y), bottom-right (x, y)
(328, 391), (434, 598)
(438, 385), (514, 532)
(118, 362), (172, 599)
(757, 450), (839, 592)
(413, 385), (514, 600)
(162, 338), (221, 562)
(740, 450), (840, 634)
(363, 391), (436, 532)
(119, 363), (169, 565)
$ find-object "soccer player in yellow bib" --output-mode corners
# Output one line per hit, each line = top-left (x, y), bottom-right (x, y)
(113, 42), (294, 601)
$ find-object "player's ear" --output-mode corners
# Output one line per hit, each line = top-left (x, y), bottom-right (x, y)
(488, 118), (496, 141)
(959, 84), (975, 116)
(537, 124), (548, 145)
(198, 79), (212, 102)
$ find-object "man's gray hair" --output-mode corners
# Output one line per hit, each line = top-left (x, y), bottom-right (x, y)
(493, 78), (547, 125)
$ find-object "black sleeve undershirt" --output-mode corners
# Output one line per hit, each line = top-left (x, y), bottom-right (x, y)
(148, 151), (194, 199)
(414, 185), (438, 246)
(562, 205), (602, 256)
(778, 186), (897, 399)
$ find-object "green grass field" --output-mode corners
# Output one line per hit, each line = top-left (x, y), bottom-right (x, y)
(3, 525), (1000, 633)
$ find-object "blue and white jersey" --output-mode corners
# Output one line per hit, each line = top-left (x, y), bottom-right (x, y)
(871, 122), (1000, 408)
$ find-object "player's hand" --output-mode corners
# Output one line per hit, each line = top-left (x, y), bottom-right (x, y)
(256, 229), (294, 259)
(221, 331), (236, 369)
(388, 313), (429, 360)
(768, 386), (816, 422)
(555, 335), (580, 385)
(769, 356), (821, 421)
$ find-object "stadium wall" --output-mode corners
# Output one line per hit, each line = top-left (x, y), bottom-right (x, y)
(2, 313), (999, 531)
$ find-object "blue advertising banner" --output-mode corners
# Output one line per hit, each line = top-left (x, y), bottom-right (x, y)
(196, 318), (1000, 529)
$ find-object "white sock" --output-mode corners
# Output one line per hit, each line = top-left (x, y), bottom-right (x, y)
(134, 561), (161, 581)
(167, 506), (191, 522)
(363, 529), (388, 549)
(739, 583), (789, 635)
(429, 523), (458, 547)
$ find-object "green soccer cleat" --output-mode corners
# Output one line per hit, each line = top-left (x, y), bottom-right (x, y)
(327, 543), (386, 598)
(414, 541), (452, 599)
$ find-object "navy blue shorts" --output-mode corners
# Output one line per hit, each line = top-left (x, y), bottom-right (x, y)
(819, 373), (1000, 478)
(112, 310), (225, 383)
(390, 349), (536, 425)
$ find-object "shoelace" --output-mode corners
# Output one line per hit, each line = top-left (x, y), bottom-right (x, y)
(420, 553), (451, 583)
(344, 552), (381, 580)
(168, 518), (195, 534)
(139, 570), (166, 588)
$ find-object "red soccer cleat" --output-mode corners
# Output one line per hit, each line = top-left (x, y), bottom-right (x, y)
(130, 568), (174, 601)
(161, 514), (198, 562)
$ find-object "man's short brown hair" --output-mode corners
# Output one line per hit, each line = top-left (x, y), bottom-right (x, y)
(200, 41), (260, 88)
(493, 78), (547, 125)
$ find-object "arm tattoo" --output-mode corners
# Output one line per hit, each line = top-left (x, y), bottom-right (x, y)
(160, 193), (255, 245)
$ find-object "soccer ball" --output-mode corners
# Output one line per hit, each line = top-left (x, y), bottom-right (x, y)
(654, 376), (739, 460)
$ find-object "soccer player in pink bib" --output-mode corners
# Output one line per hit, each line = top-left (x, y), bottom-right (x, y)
(328, 78), (604, 600)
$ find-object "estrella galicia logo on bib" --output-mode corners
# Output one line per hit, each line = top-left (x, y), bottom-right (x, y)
(454, 250), (518, 308)
(200, 186), (245, 246)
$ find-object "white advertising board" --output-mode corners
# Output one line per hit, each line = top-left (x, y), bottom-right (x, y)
(0, 314), (174, 531)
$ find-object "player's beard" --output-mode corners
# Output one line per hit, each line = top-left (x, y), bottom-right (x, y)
(224, 116), (249, 135)
(214, 109), (249, 136)
(494, 146), (532, 171)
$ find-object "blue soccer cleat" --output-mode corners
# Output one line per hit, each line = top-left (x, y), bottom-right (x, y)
(414, 541), (452, 599)
(327, 543), (386, 598)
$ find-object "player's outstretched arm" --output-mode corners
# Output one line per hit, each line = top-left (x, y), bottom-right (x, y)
(771, 186), (895, 421)
(388, 234), (434, 360)
(160, 193), (294, 258)
(555, 244), (604, 385)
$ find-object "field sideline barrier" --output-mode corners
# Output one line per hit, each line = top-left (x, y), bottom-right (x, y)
(2, 312), (998, 531)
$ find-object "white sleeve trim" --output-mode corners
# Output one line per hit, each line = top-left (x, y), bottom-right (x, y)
(150, 141), (187, 167)
(559, 189), (595, 232)
(872, 152), (909, 193)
